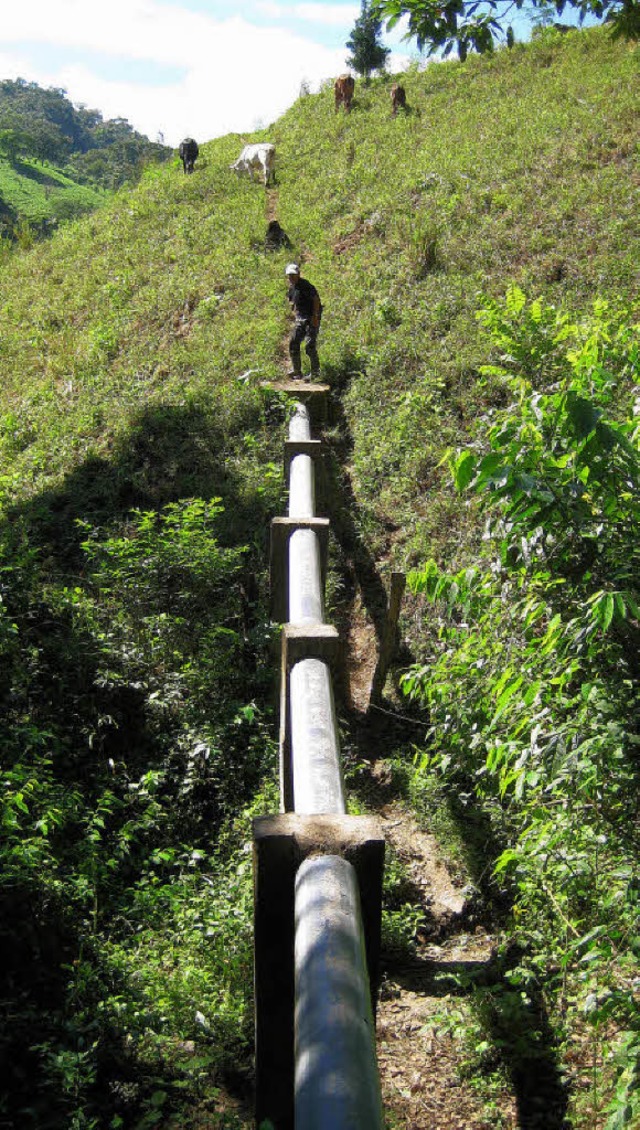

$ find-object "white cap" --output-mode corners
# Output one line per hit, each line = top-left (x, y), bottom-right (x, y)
(285, 263), (300, 276)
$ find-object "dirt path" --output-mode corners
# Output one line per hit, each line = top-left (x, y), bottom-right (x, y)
(338, 540), (518, 1127)
(375, 799), (516, 1129)
(266, 187), (278, 224)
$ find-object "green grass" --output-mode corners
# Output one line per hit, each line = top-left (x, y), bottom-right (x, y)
(0, 156), (105, 231)
(269, 28), (638, 566)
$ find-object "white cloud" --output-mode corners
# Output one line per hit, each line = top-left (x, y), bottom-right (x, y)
(0, 50), (35, 81)
(254, 2), (359, 26)
(1, 0), (352, 144)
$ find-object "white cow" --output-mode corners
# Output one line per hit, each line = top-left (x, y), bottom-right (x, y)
(230, 143), (276, 187)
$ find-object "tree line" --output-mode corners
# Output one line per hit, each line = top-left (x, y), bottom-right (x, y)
(0, 78), (171, 190)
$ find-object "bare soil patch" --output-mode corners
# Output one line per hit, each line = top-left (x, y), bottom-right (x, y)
(375, 799), (517, 1128)
(340, 592), (518, 1127)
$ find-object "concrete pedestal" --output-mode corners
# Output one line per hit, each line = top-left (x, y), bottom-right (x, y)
(253, 813), (385, 1130)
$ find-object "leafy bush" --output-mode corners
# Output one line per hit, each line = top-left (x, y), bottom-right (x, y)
(402, 291), (640, 1123)
(0, 498), (275, 1126)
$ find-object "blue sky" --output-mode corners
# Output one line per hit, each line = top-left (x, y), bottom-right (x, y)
(0, 1), (589, 147)
(0, 1), (380, 145)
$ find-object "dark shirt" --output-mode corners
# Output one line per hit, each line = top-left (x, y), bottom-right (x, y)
(288, 277), (320, 320)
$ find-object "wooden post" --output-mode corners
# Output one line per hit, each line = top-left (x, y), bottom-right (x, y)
(369, 571), (406, 705)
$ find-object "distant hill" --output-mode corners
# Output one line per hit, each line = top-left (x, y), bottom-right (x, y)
(0, 78), (172, 239)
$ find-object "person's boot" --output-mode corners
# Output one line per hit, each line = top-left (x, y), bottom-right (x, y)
(288, 349), (303, 378)
(307, 346), (320, 381)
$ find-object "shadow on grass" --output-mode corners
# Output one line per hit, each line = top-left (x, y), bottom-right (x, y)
(11, 158), (70, 188)
(385, 950), (570, 1130)
(0, 875), (254, 1129)
(319, 358), (398, 707)
(12, 399), (275, 563)
(0, 400), (271, 1128)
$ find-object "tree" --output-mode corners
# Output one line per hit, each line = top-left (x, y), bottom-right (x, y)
(346, 0), (391, 81)
(0, 127), (35, 163)
(372, 0), (640, 61)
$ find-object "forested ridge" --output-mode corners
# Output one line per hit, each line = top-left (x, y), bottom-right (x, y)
(0, 26), (638, 1129)
(0, 79), (170, 242)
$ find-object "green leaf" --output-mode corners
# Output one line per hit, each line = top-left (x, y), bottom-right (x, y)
(566, 391), (601, 440)
(590, 591), (615, 632)
(494, 848), (519, 874)
(453, 450), (476, 491)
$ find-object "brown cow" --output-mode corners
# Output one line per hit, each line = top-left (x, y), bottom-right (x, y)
(391, 83), (407, 116)
(334, 73), (355, 113)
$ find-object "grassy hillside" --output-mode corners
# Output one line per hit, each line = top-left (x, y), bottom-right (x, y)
(0, 26), (638, 1129)
(0, 156), (105, 240)
(272, 26), (638, 565)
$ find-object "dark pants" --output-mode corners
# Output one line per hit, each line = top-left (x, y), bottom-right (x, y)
(289, 317), (320, 375)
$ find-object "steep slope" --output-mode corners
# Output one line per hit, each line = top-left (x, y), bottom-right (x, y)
(0, 156), (104, 238)
(271, 26), (638, 568)
(0, 131), (285, 506)
(0, 26), (638, 1130)
(0, 29), (636, 535)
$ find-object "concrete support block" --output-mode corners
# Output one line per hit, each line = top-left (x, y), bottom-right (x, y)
(285, 438), (322, 467)
(260, 381), (331, 426)
(270, 517), (330, 623)
(253, 814), (385, 1130)
(284, 623), (340, 667)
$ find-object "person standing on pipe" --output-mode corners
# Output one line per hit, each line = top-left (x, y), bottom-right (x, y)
(285, 263), (322, 381)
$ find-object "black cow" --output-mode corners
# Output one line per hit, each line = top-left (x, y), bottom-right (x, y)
(179, 137), (199, 174)
(391, 83), (407, 117)
(264, 220), (292, 252)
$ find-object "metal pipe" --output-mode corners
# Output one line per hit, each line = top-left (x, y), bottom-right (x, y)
(295, 855), (383, 1130)
(289, 403), (311, 443)
(289, 455), (315, 518)
(290, 659), (346, 815)
(288, 403), (315, 519)
(289, 529), (323, 624)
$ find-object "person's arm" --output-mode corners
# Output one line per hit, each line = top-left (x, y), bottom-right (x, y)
(311, 291), (321, 328)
